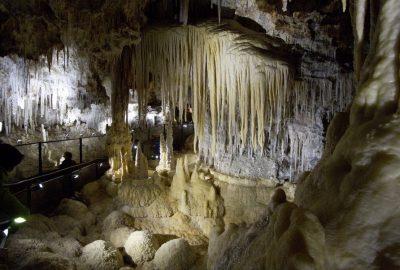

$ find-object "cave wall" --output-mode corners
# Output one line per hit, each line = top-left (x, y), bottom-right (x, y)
(206, 0), (400, 269)
(0, 49), (110, 135)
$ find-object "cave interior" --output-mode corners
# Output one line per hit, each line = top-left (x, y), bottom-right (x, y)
(0, 0), (399, 269)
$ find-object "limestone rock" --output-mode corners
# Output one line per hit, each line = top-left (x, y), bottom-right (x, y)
(46, 235), (82, 258)
(124, 231), (160, 264)
(80, 240), (124, 270)
(82, 180), (103, 204)
(102, 210), (135, 240)
(118, 178), (161, 207)
(7, 238), (50, 268)
(19, 252), (76, 270)
(120, 195), (174, 219)
(16, 214), (57, 237)
(52, 214), (85, 238)
(55, 198), (96, 228)
(99, 176), (119, 197)
(110, 227), (136, 248)
(152, 238), (197, 270)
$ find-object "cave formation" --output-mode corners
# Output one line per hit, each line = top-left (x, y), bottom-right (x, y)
(0, 0), (399, 269)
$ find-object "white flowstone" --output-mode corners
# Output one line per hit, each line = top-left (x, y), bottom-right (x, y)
(102, 210), (135, 240)
(124, 231), (160, 264)
(80, 240), (124, 270)
(152, 238), (197, 270)
(109, 226), (136, 248)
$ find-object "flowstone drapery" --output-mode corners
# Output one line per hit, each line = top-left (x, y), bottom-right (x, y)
(131, 21), (353, 179)
(205, 1), (400, 269)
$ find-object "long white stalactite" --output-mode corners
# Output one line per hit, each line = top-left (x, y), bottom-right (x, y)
(132, 21), (353, 179)
(0, 48), (108, 135)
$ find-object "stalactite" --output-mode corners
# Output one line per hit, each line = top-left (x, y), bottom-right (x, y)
(350, 0), (400, 124)
(282, 0), (289, 12)
(218, 0), (221, 24)
(132, 22), (353, 179)
(342, 0), (347, 12)
(180, 0), (190, 25)
(350, 0), (368, 81)
(0, 47), (94, 135)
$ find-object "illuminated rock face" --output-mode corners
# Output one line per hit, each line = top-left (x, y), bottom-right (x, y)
(132, 21), (353, 181)
(124, 231), (160, 265)
(204, 1), (400, 270)
(118, 154), (295, 242)
(0, 49), (109, 135)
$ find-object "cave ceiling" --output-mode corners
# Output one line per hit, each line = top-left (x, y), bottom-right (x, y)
(0, 0), (147, 63)
(0, 0), (353, 65)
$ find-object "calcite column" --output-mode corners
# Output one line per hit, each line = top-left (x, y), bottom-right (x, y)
(106, 46), (134, 182)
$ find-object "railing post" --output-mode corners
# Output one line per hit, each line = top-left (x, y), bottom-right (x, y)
(79, 137), (83, 163)
(27, 184), (32, 211)
(38, 142), (43, 175)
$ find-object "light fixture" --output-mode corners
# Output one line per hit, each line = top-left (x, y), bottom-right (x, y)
(79, 133), (83, 137)
(183, 124), (188, 128)
(17, 139), (22, 144)
(3, 228), (8, 237)
(73, 174), (79, 179)
(155, 155), (159, 159)
(98, 162), (104, 168)
(14, 217), (26, 224)
(39, 183), (44, 189)
(133, 145), (137, 149)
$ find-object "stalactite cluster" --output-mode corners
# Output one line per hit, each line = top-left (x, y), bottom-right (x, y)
(0, 48), (106, 135)
(132, 21), (353, 179)
(133, 22), (290, 154)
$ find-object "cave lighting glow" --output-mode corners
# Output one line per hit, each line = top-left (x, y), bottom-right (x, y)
(14, 217), (26, 224)
(0, 48), (110, 134)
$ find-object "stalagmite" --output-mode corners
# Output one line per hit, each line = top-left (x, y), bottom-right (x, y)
(156, 120), (175, 172)
(134, 142), (148, 179)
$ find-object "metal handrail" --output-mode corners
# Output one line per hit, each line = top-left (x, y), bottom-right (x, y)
(5, 157), (109, 211)
(14, 135), (105, 147)
(4, 157), (107, 188)
(13, 135), (106, 175)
